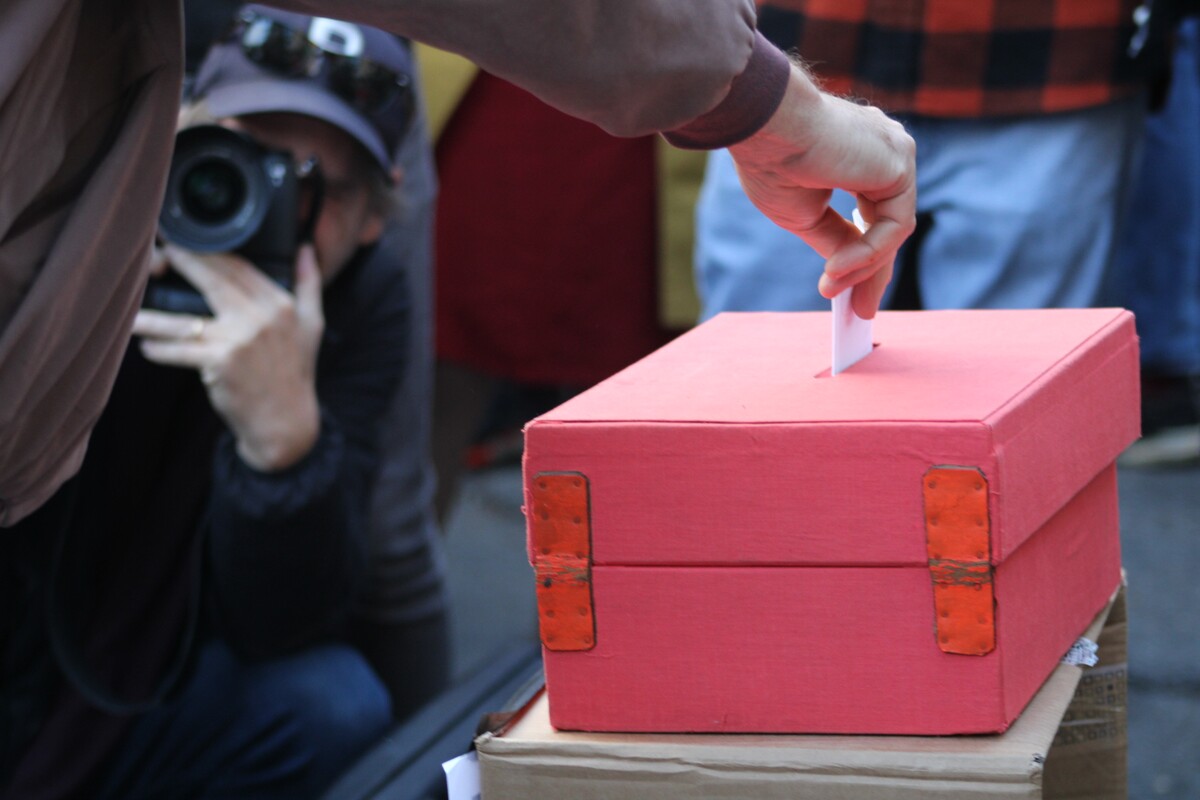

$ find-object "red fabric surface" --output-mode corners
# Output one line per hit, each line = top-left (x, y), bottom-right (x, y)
(434, 72), (672, 387)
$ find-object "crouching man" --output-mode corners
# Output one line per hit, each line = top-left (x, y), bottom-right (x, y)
(2, 8), (435, 797)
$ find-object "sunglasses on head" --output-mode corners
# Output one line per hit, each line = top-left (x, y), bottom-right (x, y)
(231, 11), (414, 123)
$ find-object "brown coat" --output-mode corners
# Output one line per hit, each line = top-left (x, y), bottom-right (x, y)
(0, 0), (182, 525)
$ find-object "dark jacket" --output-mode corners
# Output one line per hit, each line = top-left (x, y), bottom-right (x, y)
(1, 240), (409, 798)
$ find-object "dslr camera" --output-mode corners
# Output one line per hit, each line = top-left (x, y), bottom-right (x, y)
(144, 124), (315, 316)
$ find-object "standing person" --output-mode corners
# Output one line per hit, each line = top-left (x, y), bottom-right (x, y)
(1112, 15), (1200, 466)
(2, 10), (445, 797)
(0, 0), (916, 528)
(695, 0), (1164, 319)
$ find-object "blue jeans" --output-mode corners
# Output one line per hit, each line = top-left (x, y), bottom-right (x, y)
(695, 98), (1145, 319)
(1110, 19), (1200, 375)
(94, 641), (391, 799)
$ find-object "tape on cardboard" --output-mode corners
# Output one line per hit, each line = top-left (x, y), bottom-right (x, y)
(530, 472), (596, 651)
(924, 466), (995, 656)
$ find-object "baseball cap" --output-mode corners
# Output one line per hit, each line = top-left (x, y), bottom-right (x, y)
(191, 5), (414, 178)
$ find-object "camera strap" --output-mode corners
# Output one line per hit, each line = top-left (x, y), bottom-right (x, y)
(45, 480), (203, 715)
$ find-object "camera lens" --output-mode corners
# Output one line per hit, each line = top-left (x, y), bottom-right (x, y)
(159, 125), (295, 257)
(180, 158), (247, 224)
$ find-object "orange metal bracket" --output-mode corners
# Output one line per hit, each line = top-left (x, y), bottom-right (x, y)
(924, 466), (995, 656)
(529, 472), (595, 651)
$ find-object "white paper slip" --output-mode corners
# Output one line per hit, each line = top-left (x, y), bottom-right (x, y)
(831, 209), (874, 375)
(1061, 636), (1100, 667)
(443, 751), (481, 800)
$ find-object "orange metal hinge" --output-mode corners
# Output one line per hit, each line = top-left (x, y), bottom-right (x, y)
(924, 466), (995, 656)
(529, 472), (595, 651)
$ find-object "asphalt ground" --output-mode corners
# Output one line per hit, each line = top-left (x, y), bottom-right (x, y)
(443, 460), (1200, 799)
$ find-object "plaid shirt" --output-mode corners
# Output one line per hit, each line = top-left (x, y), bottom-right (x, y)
(760, 0), (1156, 117)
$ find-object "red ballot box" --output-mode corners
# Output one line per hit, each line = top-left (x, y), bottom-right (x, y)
(522, 309), (1138, 735)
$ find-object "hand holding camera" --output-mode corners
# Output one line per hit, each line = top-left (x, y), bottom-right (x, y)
(137, 124), (327, 471)
(135, 241), (325, 471)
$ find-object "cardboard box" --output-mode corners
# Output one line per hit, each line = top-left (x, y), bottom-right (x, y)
(476, 586), (1128, 799)
(1043, 582), (1128, 800)
(523, 310), (1138, 734)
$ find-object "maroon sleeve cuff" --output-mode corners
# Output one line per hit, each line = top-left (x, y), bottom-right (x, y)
(663, 31), (791, 150)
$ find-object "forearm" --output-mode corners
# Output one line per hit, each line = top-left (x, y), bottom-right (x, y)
(232, 383), (321, 471)
(273, 0), (766, 138)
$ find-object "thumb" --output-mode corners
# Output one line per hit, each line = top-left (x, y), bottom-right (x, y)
(147, 242), (170, 277)
(294, 244), (324, 327)
(850, 258), (893, 320)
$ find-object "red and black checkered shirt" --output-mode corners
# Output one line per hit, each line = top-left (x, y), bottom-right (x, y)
(760, 0), (1154, 117)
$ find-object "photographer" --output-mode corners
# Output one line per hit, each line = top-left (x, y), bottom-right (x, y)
(1, 10), (439, 798)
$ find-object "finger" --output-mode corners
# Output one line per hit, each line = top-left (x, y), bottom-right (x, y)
(854, 193), (886, 228)
(818, 222), (903, 320)
(292, 244), (324, 326)
(162, 244), (259, 313)
(848, 175), (916, 261)
(824, 171), (915, 273)
(147, 243), (169, 277)
(866, 169), (918, 235)
(133, 309), (209, 340)
(793, 205), (862, 261)
(818, 258), (885, 299)
(851, 258), (894, 320)
(842, 197), (891, 319)
(852, 196), (877, 235)
(139, 337), (219, 369)
(818, 251), (895, 319)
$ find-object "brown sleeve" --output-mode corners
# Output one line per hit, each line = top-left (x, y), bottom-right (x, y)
(272, 0), (780, 140)
(663, 31), (792, 149)
(0, 0), (183, 525)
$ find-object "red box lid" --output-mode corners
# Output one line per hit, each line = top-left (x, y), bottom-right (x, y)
(524, 309), (1139, 567)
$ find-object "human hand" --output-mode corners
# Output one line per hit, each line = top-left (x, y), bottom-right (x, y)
(728, 64), (916, 319)
(133, 244), (325, 471)
(147, 242), (169, 277)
